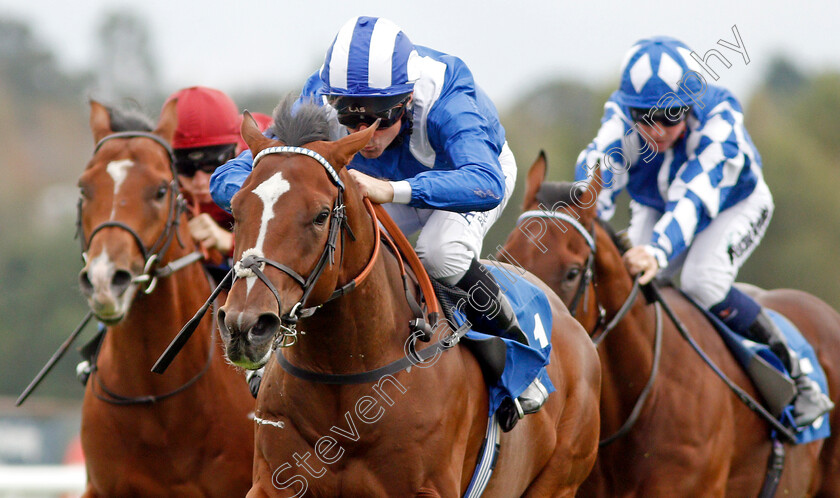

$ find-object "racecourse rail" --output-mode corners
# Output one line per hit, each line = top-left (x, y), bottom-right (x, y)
(0, 465), (85, 495)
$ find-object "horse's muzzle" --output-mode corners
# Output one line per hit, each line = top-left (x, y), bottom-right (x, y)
(218, 308), (280, 367)
(78, 261), (135, 322)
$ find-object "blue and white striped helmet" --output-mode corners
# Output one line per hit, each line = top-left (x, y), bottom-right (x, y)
(616, 36), (705, 109)
(320, 16), (421, 98)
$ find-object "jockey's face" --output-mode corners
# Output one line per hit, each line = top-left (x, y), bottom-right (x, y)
(178, 170), (213, 204)
(348, 118), (403, 159)
(636, 120), (687, 153)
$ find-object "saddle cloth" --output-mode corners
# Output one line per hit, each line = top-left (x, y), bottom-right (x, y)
(434, 264), (555, 416)
(688, 295), (830, 444)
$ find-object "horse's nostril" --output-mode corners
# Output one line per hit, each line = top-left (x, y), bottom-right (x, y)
(251, 313), (281, 339)
(79, 271), (94, 296)
(112, 270), (132, 296)
(217, 308), (230, 337)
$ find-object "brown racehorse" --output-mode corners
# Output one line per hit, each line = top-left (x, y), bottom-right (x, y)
(216, 102), (601, 497)
(499, 152), (840, 496)
(76, 100), (255, 496)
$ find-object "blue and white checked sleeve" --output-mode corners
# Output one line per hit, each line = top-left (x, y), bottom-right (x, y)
(574, 101), (632, 221)
(650, 101), (759, 261)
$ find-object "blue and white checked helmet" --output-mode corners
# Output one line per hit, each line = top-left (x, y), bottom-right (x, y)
(615, 36), (705, 109)
(320, 16), (421, 98)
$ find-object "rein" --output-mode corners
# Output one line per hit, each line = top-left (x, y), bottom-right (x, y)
(77, 131), (201, 294)
(154, 145), (446, 381)
(645, 284), (798, 443)
(240, 146), (446, 383)
(516, 210), (660, 445)
(19, 131), (206, 404)
(517, 209), (799, 444)
(237, 146), (372, 347)
(88, 305), (217, 405)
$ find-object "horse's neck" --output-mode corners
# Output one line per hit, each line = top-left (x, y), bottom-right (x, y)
(591, 224), (657, 410)
(100, 250), (213, 390)
(286, 239), (412, 374)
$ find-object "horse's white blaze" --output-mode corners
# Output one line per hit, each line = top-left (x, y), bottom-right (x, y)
(87, 250), (115, 291)
(106, 159), (134, 218)
(242, 172), (291, 297)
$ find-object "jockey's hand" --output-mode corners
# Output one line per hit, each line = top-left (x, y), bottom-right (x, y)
(348, 170), (394, 204)
(188, 213), (233, 254)
(623, 245), (660, 285)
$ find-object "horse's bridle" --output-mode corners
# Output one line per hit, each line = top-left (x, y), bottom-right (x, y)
(516, 209), (662, 447)
(233, 146), (379, 348)
(76, 131), (214, 404)
(77, 131), (195, 294)
(517, 209), (597, 318)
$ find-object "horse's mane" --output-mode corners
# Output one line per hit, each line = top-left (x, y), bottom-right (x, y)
(104, 102), (155, 132)
(536, 180), (632, 255)
(269, 96), (336, 146)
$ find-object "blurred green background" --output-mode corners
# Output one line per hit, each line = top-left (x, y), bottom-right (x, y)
(1, 12), (838, 401)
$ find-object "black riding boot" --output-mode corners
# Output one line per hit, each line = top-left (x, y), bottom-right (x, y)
(748, 309), (835, 427)
(454, 259), (549, 427)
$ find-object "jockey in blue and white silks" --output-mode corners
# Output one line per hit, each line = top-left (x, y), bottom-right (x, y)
(574, 36), (832, 427)
(210, 16), (548, 430)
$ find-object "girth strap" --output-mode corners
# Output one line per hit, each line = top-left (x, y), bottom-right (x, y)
(275, 321), (470, 385)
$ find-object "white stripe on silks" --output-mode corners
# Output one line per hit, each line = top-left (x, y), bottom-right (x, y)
(367, 18), (401, 89)
(329, 16), (358, 91)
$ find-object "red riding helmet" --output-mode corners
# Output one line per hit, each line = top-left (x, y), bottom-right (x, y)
(164, 86), (240, 149)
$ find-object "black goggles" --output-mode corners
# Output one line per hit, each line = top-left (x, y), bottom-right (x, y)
(629, 106), (690, 126)
(328, 93), (411, 130)
(174, 144), (237, 177)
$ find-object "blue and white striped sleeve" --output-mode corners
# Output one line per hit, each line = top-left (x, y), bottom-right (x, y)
(574, 102), (632, 221)
(650, 102), (757, 261)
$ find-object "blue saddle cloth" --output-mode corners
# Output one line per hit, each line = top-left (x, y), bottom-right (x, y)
(451, 265), (555, 416)
(690, 297), (830, 444)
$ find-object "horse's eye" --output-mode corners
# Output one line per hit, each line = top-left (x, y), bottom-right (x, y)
(79, 186), (90, 200)
(314, 210), (330, 226)
(565, 267), (582, 282)
(155, 185), (168, 200)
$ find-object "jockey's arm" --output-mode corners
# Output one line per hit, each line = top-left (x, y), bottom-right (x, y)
(386, 92), (506, 213)
(210, 148), (254, 213)
(648, 115), (751, 264)
(574, 101), (632, 220)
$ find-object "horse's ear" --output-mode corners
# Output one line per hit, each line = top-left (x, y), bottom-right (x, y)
(577, 162), (604, 222)
(324, 120), (380, 169)
(587, 162), (604, 200)
(154, 98), (178, 144)
(89, 100), (113, 143)
(522, 150), (547, 211)
(241, 110), (277, 154)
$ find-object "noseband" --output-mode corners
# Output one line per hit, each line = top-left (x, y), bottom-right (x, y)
(233, 146), (379, 348)
(77, 132), (190, 294)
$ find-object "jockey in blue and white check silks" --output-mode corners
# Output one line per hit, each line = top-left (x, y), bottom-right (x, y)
(574, 36), (772, 309)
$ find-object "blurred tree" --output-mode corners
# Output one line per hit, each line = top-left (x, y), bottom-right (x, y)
(94, 10), (160, 106)
(764, 55), (806, 97)
(0, 18), (89, 102)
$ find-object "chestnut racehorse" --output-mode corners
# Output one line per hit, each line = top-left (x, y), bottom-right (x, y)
(217, 102), (601, 497)
(76, 100), (254, 496)
(499, 152), (840, 496)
